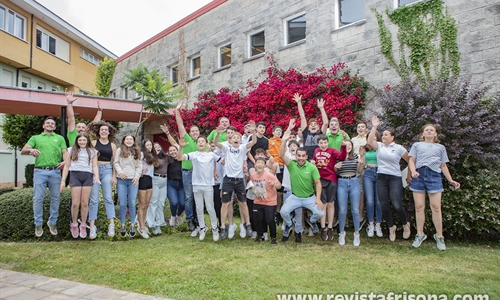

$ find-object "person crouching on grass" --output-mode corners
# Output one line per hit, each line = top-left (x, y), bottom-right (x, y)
(177, 135), (222, 241)
(251, 157), (282, 244)
(61, 132), (100, 239)
(408, 124), (460, 251)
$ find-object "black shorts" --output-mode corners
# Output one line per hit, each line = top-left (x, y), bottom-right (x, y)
(139, 175), (153, 190)
(221, 176), (246, 203)
(320, 178), (337, 204)
(69, 171), (94, 187)
(276, 167), (284, 192)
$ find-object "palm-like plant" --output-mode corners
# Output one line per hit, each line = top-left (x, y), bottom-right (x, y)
(123, 64), (184, 136)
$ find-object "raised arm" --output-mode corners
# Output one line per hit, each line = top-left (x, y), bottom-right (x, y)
(280, 119), (296, 166)
(176, 136), (188, 161)
(174, 100), (188, 138)
(160, 124), (178, 147)
(367, 115), (380, 151)
(214, 126), (225, 149)
(92, 101), (103, 123)
(318, 98), (328, 134)
(66, 92), (78, 132)
(245, 126), (257, 149)
(293, 93), (307, 131)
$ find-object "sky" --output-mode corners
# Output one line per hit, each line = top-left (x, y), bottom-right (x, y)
(36, 0), (213, 57)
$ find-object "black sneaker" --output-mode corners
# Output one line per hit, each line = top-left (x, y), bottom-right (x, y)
(281, 235), (289, 242)
(283, 223), (292, 237)
(220, 227), (227, 240)
(271, 238), (277, 245)
(254, 236), (264, 242)
(294, 231), (302, 243)
(120, 226), (127, 237)
(188, 220), (195, 231)
(327, 228), (334, 241)
(321, 227), (327, 241)
(129, 225), (136, 238)
(305, 217), (319, 233)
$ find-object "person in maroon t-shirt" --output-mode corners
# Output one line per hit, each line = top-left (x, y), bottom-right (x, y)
(311, 134), (348, 241)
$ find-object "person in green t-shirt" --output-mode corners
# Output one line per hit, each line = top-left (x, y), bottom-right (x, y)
(66, 92), (102, 146)
(326, 117), (350, 151)
(21, 116), (68, 238)
(207, 116), (230, 143)
(279, 119), (325, 243)
(173, 100), (201, 231)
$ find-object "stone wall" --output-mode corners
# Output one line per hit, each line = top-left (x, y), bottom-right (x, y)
(111, 0), (500, 140)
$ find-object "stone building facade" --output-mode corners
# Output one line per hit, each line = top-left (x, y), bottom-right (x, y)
(110, 0), (500, 140)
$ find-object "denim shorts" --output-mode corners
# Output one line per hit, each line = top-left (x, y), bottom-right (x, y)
(410, 166), (444, 194)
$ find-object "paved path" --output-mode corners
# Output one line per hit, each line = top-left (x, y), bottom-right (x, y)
(0, 269), (172, 300)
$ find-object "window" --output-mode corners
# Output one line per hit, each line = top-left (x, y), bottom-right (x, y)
(0, 5), (26, 39)
(248, 31), (265, 57)
(285, 13), (306, 45)
(51, 86), (58, 91)
(109, 90), (116, 98)
(190, 56), (201, 78)
(394, 0), (421, 8)
(21, 76), (30, 88)
(37, 82), (46, 90)
(170, 65), (178, 84)
(218, 44), (231, 68)
(36, 27), (70, 61)
(338, 0), (365, 27)
(123, 87), (128, 99)
(1, 69), (13, 86)
(80, 49), (100, 65)
(36, 29), (56, 55)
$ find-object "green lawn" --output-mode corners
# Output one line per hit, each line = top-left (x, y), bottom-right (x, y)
(1, 228), (498, 300)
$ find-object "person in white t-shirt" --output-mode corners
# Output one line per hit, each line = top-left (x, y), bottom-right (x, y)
(178, 135), (222, 242)
(214, 125), (257, 240)
(60, 132), (100, 239)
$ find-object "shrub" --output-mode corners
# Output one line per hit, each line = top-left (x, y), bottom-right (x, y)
(24, 164), (34, 187)
(375, 77), (500, 240)
(0, 188), (109, 241)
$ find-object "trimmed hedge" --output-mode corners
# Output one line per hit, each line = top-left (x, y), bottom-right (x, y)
(0, 188), (109, 241)
(402, 168), (500, 241)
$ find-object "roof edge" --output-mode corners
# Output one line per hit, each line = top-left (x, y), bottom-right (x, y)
(116, 0), (228, 63)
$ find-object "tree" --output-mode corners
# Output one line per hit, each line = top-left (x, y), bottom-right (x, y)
(2, 115), (47, 149)
(123, 64), (184, 136)
(94, 57), (117, 97)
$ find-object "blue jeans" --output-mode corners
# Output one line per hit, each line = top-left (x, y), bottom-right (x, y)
(182, 170), (194, 220)
(33, 168), (61, 226)
(337, 177), (361, 233)
(283, 190), (303, 233)
(377, 173), (407, 228)
(89, 164), (115, 221)
(363, 167), (382, 224)
(280, 194), (324, 228)
(167, 179), (185, 216)
(117, 178), (138, 224)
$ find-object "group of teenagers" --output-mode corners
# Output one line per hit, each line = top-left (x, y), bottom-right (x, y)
(22, 92), (460, 250)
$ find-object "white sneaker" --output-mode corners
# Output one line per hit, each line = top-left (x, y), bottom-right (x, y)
(212, 228), (219, 241)
(239, 223), (246, 238)
(176, 216), (184, 226)
(308, 228), (314, 236)
(139, 228), (149, 239)
(169, 216), (176, 227)
(367, 225), (374, 237)
(251, 231), (257, 239)
(89, 225), (97, 240)
(339, 232), (346, 245)
(263, 232), (268, 241)
(199, 227), (208, 241)
(108, 223), (115, 237)
(228, 224), (237, 239)
(191, 227), (199, 237)
(375, 224), (383, 237)
(353, 233), (360, 247)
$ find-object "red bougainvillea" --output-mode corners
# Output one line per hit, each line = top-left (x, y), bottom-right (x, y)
(168, 55), (369, 136)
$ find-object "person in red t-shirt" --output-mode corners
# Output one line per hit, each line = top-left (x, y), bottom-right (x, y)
(250, 157), (282, 244)
(311, 134), (348, 241)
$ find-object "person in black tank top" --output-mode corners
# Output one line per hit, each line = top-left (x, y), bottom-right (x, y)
(88, 121), (117, 239)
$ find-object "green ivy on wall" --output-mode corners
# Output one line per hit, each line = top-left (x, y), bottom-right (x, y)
(373, 0), (460, 81)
